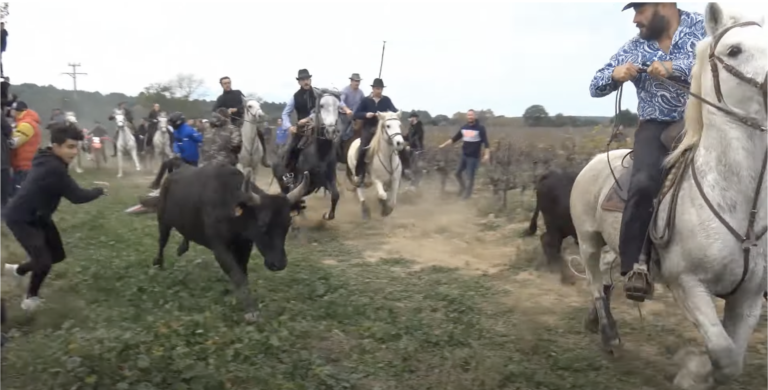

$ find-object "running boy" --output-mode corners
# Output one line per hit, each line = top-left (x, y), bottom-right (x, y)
(3, 122), (107, 311)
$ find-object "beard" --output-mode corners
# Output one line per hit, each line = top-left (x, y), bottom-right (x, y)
(637, 9), (668, 40)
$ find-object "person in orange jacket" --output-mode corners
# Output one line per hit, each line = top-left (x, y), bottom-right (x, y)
(9, 101), (41, 196)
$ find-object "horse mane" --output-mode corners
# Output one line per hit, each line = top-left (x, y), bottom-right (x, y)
(369, 112), (397, 159)
(664, 38), (709, 168)
(317, 87), (340, 100)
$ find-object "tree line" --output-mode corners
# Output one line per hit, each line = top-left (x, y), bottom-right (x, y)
(12, 73), (629, 131)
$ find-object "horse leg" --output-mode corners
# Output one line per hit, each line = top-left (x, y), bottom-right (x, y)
(131, 145), (141, 172)
(669, 279), (755, 389)
(382, 171), (400, 217)
(355, 185), (370, 220)
(74, 146), (84, 173)
(578, 232), (620, 355)
(117, 146), (124, 178)
(374, 179), (391, 217)
(322, 179), (340, 221)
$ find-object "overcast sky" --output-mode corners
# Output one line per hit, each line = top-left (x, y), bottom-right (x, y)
(3, 1), (763, 117)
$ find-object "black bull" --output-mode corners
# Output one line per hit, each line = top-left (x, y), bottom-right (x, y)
(524, 169), (579, 284)
(152, 163), (309, 321)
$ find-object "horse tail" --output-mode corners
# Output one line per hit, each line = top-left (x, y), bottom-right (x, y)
(345, 163), (356, 192)
(149, 158), (178, 190)
(525, 196), (540, 236)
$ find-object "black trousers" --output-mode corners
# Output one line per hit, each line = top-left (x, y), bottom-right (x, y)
(619, 120), (672, 275)
(285, 134), (303, 170)
(355, 126), (412, 177)
(5, 218), (67, 297)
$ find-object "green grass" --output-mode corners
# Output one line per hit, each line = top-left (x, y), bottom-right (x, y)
(1, 171), (765, 390)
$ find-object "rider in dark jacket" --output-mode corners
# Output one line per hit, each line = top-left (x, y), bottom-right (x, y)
(213, 76), (269, 168)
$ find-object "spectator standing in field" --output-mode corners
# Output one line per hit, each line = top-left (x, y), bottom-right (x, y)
(274, 117), (289, 147)
(438, 109), (490, 199)
(9, 101), (41, 197)
(3, 123), (107, 311)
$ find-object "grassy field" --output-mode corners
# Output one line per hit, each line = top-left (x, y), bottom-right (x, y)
(1, 135), (766, 389)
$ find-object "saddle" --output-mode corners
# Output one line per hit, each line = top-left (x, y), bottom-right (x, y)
(601, 120), (686, 213)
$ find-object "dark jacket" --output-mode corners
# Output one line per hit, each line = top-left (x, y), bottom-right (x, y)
(450, 120), (490, 159)
(4, 148), (104, 223)
(292, 88), (317, 122)
(213, 90), (245, 125)
(353, 96), (397, 129)
(90, 125), (108, 138)
(406, 120), (424, 150)
(1, 115), (11, 169)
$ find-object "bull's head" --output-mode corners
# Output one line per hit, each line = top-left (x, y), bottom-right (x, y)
(237, 169), (309, 272)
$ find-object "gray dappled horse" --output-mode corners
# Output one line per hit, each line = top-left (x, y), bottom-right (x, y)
(272, 89), (342, 220)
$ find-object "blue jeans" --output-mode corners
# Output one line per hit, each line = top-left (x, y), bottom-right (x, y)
(11, 169), (29, 198)
(455, 155), (479, 199)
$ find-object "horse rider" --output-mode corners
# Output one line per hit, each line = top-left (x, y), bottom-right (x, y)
(588, 3), (705, 302)
(212, 76), (270, 168)
(352, 78), (412, 187)
(281, 68), (318, 186)
(146, 103), (161, 150)
(199, 108), (242, 167)
(46, 108), (66, 130)
(169, 111), (203, 167)
(339, 73), (365, 140)
(405, 112), (425, 184)
(108, 101), (135, 157)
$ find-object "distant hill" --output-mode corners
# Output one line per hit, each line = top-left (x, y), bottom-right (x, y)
(11, 83), (612, 131)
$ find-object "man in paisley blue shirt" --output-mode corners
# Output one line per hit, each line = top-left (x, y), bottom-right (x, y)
(589, 3), (705, 302)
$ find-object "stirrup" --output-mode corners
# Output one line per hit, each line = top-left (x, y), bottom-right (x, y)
(624, 263), (654, 302)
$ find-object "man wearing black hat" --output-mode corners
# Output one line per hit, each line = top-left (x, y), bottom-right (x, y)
(352, 78), (412, 187)
(588, 3), (705, 302)
(213, 76), (270, 168)
(280, 68), (317, 186)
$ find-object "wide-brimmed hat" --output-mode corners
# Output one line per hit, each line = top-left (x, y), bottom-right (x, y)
(371, 78), (385, 88)
(296, 69), (312, 80)
(409, 112), (419, 119)
(349, 73), (362, 81)
(622, 3), (646, 11)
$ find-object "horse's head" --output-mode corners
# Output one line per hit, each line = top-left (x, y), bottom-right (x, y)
(64, 111), (77, 124)
(318, 91), (341, 140)
(701, 3), (766, 121)
(244, 99), (264, 122)
(158, 111), (168, 130)
(114, 112), (126, 127)
(377, 111), (405, 151)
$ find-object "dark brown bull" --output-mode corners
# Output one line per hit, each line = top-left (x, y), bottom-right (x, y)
(153, 163), (309, 321)
(525, 168), (579, 284)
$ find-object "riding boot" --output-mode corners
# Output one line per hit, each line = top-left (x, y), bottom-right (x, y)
(355, 148), (367, 187)
(256, 129), (271, 168)
(398, 149), (413, 181)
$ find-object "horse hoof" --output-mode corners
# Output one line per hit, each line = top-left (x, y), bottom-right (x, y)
(244, 312), (260, 322)
(322, 212), (335, 221)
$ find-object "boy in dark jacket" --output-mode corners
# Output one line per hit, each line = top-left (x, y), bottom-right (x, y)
(3, 123), (107, 311)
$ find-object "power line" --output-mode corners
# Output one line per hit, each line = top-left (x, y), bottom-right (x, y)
(61, 63), (87, 94)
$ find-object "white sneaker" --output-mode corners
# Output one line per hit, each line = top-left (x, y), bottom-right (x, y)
(20, 296), (43, 311)
(4, 263), (21, 276)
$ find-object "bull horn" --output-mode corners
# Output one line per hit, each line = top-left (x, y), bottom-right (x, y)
(248, 192), (262, 206)
(286, 172), (309, 204)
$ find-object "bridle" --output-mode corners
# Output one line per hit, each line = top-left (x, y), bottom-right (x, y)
(373, 116), (404, 176)
(708, 21), (768, 126)
(649, 20), (768, 299)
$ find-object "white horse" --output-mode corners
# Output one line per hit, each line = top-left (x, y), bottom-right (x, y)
(113, 108), (141, 178)
(346, 111), (405, 219)
(570, 4), (766, 389)
(237, 99), (265, 184)
(152, 112), (173, 167)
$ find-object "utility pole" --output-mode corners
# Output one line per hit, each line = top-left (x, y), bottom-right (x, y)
(61, 63), (87, 95)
